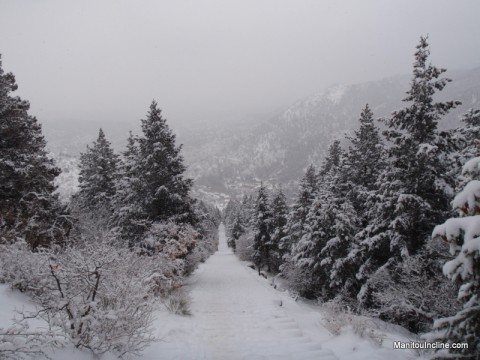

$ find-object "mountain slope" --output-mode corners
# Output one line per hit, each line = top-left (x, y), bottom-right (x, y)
(186, 66), (480, 199)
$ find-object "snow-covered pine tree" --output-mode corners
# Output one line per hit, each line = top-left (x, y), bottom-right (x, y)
(320, 197), (360, 301)
(290, 176), (335, 299)
(223, 199), (243, 249)
(319, 140), (342, 178)
(138, 101), (196, 226)
(346, 104), (385, 195)
(268, 187), (288, 273)
(382, 35), (460, 257)
(252, 183), (273, 272)
(112, 102), (197, 245)
(355, 36), (461, 328)
(453, 109), (480, 191)
(111, 131), (147, 244)
(0, 55), (68, 248)
(289, 140), (361, 300)
(279, 165), (317, 256)
(458, 109), (480, 159)
(75, 128), (119, 219)
(428, 156), (480, 358)
(229, 213), (244, 251)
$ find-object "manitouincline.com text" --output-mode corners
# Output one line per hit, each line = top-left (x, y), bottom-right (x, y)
(393, 341), (468, 350)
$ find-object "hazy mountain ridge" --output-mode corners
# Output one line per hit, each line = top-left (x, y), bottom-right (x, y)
(43, 67), (480, 206)
(188, 67), (480, 200)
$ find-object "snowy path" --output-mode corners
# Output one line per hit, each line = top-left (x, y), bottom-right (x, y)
(147, 224), (338, 360)
(0, 225), (420, 360)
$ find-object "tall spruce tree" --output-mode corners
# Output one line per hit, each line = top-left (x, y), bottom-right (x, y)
(279, 165), (317, 256)
(0, 55), (68, 248)
(346, 104), (385, 193)
(76, 128), (119, 216)
(355, 37), (461, 325)
(252, 183), (272, 272)
(268, 188), (288, 273)
(112, 102), (196, 245)
(111, 132), (147, 244)
(429, 156), (480, 357)
(382, 35), (460, 257)
(138, 101), (196, 226)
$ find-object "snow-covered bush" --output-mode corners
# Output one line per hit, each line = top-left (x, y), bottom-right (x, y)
(236, 230), (254, 261)
(358, 250), (459, 334)
(0, 321), (65, 360)
(142, 221), (197, 260)
(320, 299), (385, 346)
(0, 235), (165, 358)
(35, 237), (158, 357)
(163, 289), (191, 316)
(281, 258), (317, 299)
(428, 156), (480, 358)
(0, 240), (49, 295)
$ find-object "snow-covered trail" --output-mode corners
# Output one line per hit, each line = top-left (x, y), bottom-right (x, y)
(0, 224), (420, 360)
(147, 224), (338, 360)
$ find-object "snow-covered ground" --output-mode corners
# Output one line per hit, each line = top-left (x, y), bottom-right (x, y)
(0, 225), (426, 359)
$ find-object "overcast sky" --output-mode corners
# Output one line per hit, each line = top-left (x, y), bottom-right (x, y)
(1, 0), (479, 128)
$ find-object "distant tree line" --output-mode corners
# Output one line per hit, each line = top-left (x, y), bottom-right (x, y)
(0, 54), (220, 357)
(223, 37), (480, 358)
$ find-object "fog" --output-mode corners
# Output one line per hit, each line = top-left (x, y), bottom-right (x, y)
(1, 0), (479, 129)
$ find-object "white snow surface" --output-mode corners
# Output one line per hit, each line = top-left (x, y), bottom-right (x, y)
(0, 225), (424, 359)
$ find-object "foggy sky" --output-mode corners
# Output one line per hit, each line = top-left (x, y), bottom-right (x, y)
(1, 0), (479, 129)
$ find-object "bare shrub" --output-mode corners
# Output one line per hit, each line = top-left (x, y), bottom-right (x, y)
(320, 299), (385, 346)
(236, 231), (254, 261)
(163, 289), (191, 316)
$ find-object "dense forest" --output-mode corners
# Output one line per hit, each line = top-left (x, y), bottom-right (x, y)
(223, 37), (480, 359)
(0, 54), (220, 358)
(1, 34), (479, 359)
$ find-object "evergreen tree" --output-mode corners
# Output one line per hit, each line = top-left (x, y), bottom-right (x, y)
(319, 140), (342, 177)
(111, 132), (148, 244)
(75, 128), (119, 217)
(252, 184), (272, 272)
(346, 104), (385, 193)
(279, 165), (317, 256)
(0, 55), (68, 248)
(268, 188), (288, 273)
(429, 156), (480, 357)
(138, 101), (196, 226)
(355, 36), (460, 323)
(229, 213), (244, 251)
(112, 102), (196, 245)
(384, 36), (459, 255)
(459, 109), (480, 159)
(320, 197), (360, 300)
(454, 109), (480, 190)
(291, 179), (335, 298)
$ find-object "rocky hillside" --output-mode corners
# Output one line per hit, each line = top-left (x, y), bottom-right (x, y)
(185, 66), (480, 200)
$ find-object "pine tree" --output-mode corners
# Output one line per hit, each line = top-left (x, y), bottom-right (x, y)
(229, 213), (244, 251)
(268, 188), (288, 273)
(138, 101), (196, 226)
(75, 128), (119, 217)
(319, 140), (342, 177)
(111, 132), (148, 244)
(428, 156), (480, 357)
(252, 184), (272, 272)
(381, 35), (460, 257)
(346, 104), (385, 193)
(280, 165), (317, 256)
(320, 197), (360, 300)
(454, 109), (480, 190)
(355, 36), (461, 324)
(112, 102), (196, 245)
(0, 55), (68, 248)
